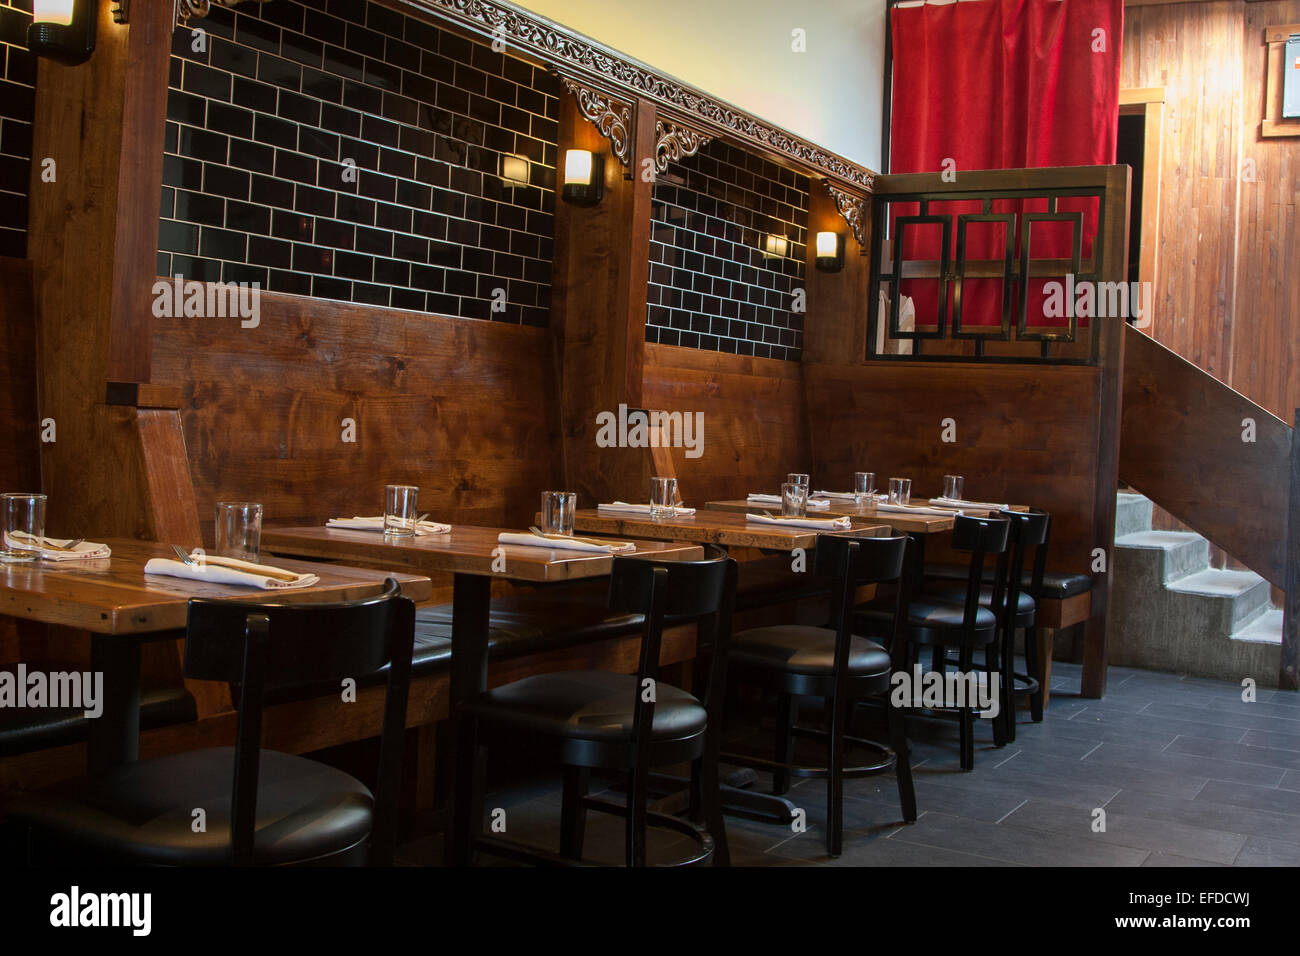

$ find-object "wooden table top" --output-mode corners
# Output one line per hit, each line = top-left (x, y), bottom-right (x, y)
(0, 539), (433, 635)
(262, 524), (706, 583)
(572, 509), (890, 549)
(703, 499), (957, 534)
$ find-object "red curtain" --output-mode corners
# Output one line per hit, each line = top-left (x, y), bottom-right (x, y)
(887, 0), (1123, 330)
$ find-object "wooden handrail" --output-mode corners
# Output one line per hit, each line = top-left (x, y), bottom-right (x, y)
(1119, 325), (1292, 589)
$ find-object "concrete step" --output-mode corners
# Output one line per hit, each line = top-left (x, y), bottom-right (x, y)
(1115, 491), (1154, 537)
(1167, 569), (1273, 631)
(1233, 608), (1284, 645)
(1114, 530), (1209, 584)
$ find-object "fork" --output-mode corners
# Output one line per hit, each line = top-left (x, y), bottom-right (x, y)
(171, 544), (198, 566)
(39, 538), (84, 552)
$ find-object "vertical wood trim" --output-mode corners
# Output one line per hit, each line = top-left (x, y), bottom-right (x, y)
(1081, 164), (1132, 699)
(1138, 101), (1162, 335)
(1282, 409), (1300, 691)
(802, 186), (870, 365)
(107, 0), (171, 385)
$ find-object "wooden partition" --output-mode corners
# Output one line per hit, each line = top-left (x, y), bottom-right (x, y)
(150, 291), (563, 543)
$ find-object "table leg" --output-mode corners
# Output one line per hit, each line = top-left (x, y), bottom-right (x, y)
(447, 572), (492, 865)
(88, 635), (141, 773)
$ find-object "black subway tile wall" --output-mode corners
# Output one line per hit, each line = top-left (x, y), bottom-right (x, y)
(646, 140), (808, 361)
(159, 0), (557, 325)
(0, 0), (34, 259)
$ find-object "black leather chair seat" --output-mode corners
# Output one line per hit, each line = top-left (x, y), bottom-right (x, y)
(921, 580), (1036, 615)
(0, 685), (197, 757)
(734, 556), (832, 612)
(854, 598), (997, 641)
(6, 746), (372, 866)
(923, 564), (1091, 599)
(466, 670), (705, 742)
(730, 626), (891, 677)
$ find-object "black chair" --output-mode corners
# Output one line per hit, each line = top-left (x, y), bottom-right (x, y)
(5, 580), (415, 866)
(855, 515), (1011, 771)
(921, 508), (1050, 742)
(722, 534), (914, 858)
(450, 548), (736, 867)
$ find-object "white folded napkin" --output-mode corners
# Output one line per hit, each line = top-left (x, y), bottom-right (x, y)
(744, 513), (852, 530)
(876, 503), (962, 517)
(4, 531), (111, 561)
(747, 494), (830, 510)
(929, 497), (1009, 512)
(597, 501), (696, 517)
(813, 490), (862, 501)
(326, 516), (451, 534)
(497, 532), (636, 554)
(143, 555), (320, 589)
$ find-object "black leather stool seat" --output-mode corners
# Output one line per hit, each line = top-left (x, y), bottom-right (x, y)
(921, 581), (1036, 615)
(6, 746), (373, 866)
(734, 556), (832, 612)
(0, 686), (197, 758)
(854, 598), (997, 637)
(730, 626), (891, 676)
(923, 564), (1091, 599)
(466, 670), (705, 742)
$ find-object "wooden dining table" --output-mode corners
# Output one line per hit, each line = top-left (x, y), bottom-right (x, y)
(571, 508), (891, 550)
(702, 499), (958, 535)
(0, 539), (433, 771)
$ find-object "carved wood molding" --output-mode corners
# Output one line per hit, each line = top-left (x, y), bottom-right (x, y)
(397, 0), (876, 191)
(558, 75), (635, 166)
(176, 0), (268, 25)
(824, 182), (869, 251)
(654, 120), (711, 172)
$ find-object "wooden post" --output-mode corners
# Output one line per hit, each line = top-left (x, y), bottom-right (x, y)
(801, 185), (869, 365)
(1281, 410), (1300, 690)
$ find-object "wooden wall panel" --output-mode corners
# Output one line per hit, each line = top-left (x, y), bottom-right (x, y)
(1121, 0), (1244, 381)
(804, 360), (1105, 577)
(642, 343), (810, 507)
(150, 290), (563, 544)
(0, 256), (38, 493)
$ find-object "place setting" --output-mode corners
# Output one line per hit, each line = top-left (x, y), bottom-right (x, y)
(744, 473), (853, 530)
(502, 491), (638, 555)
(0, 492), (112, 567)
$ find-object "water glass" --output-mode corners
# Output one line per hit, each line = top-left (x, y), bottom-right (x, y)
(541, 491), (576, 536)
(887, 477), (912, 507)
(383, 484), (419, 536)
(0, 493), (46, 563)
(781, 482), (807, 518)
(854, 472), (876, 507)
(786, 473), (810, 492)
(943, 475), (965, 501)
(650, 476), (678, 519)
(214, 501), (263, 562)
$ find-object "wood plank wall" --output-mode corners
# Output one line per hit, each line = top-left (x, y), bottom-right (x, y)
(150, 291), (563, 543)
(1122, 0), (1299, 421)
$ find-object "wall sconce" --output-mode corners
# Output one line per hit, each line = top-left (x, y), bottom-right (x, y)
(28, 0), (96, 66)
(500, 153), (530, 188)
(815, 231), (845, 272)
(762, 234), (789, 260)
(561, 149), (603, 207)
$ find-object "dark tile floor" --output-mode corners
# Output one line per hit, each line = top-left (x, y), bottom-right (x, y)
(398, 662), (1300, 866)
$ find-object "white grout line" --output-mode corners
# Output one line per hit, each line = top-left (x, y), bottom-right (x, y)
(993, 749), (1022, 769)
(1080, 742), (1103, 761)
(994, 799), (1028, 825)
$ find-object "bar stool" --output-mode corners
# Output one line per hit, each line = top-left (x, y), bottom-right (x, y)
(5, 580), (415, 866)
(855, 515), (1011, 770)
(722, 534), (915, 858)
(450, 548), (736, 867)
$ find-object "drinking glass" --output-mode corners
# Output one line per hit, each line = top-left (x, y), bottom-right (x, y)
(786, 473), (810, 492)
(887, 478), (912, 507)
(650, 477), (678, 519)
(383, 485), (419, 536)
(854, 472), (876, 507)
(0, 493), (46, 563)
(781, 482), (807, 518)
(541, 491), (576, 536)
(943, 475), (965, 501)
(214, 501), (263, 562)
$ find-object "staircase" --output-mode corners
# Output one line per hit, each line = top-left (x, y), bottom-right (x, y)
(1110, 492), (1284, 686)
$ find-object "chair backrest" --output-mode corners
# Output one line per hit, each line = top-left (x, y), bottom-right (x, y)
(183, 579), (416, 866)
(607, 547), (737, 766)
(999, 508), (1051, 625)
(816, 533), (913, 686)
(950, 514), (1012, 634)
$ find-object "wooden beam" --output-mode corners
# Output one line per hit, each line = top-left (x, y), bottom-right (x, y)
(801, 184), (870, 365)
(1119, 87), (1167, 106)
(1281, 410), (1300, 690)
